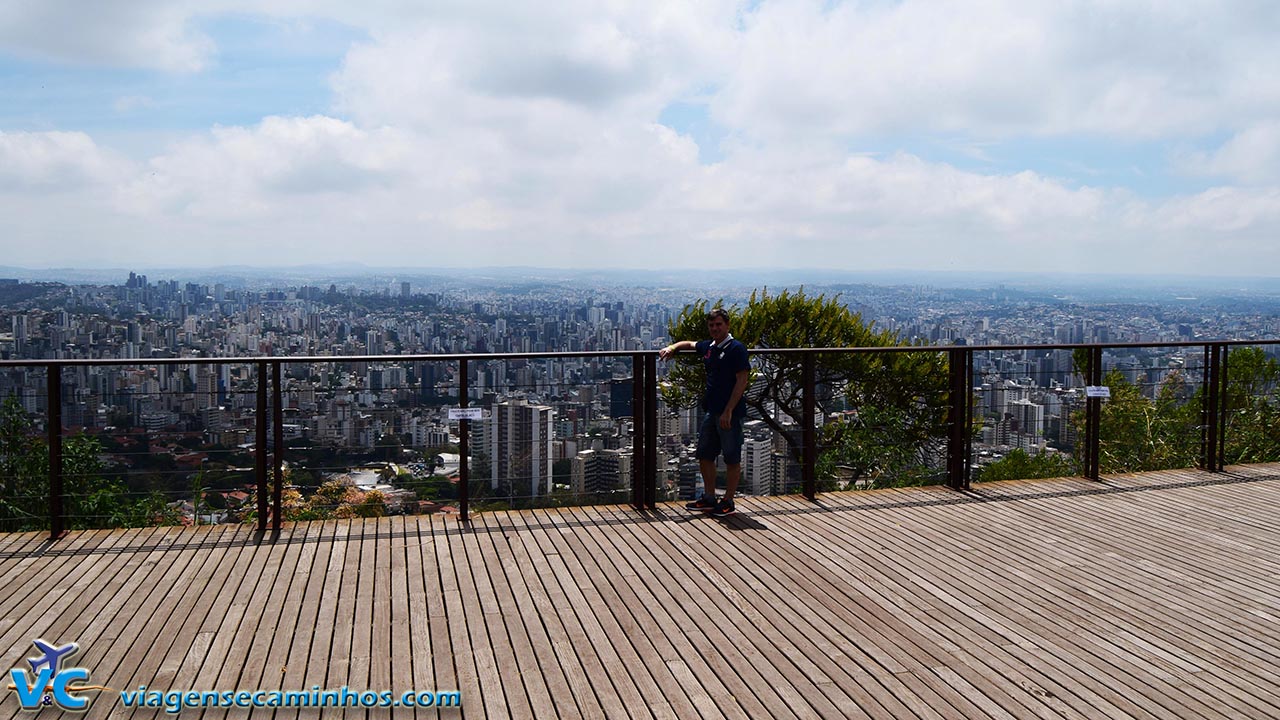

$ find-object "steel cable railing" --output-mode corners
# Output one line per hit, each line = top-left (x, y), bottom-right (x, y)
(3, 340), (1280, 538)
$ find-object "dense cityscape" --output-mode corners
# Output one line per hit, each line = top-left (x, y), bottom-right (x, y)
(2, 269), (1279, 526)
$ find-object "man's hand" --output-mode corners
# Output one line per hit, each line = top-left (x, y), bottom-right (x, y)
(660, 342), (691, 360)
(719, 411), (732, 429)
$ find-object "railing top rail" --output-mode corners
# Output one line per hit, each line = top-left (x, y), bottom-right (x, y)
(1, 338), (1278, 368)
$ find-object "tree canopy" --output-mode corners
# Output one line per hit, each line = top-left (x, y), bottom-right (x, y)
(663, 288), (950, 488)
(1, 394), (179, 531)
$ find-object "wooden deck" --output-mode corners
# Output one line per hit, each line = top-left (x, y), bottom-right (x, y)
(2, 464), (1280, 719)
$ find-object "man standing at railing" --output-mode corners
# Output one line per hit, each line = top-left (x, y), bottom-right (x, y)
(659, 308), (750, 516)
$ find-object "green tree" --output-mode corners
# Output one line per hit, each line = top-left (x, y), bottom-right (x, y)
(1, 395), (175, 530)
(347, 489), (387, 518)
(664, 289), (949, 488)
(974, 448), (1076, 483)
(1077, 369), (1199, 473)
(1222, 347), (1280, 463)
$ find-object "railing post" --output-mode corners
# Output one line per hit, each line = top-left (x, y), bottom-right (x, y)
(255, 360), (268, 532)
(631, 354), (645, 509)
(458, 358), (470, 522)
(1085, 346), (1103, 480)
(964, 349), (974, 491)
(1219, 346), (1230, 471)
(802, 352), (816, 501)
(946, 348), (972, 491)
(272, 361), (284, 533)
(48, 365), (64, 540)
(1202, 343), (1226, 472)
(644, 352), (658, 508)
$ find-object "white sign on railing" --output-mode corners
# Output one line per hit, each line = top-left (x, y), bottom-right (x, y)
(447, 407), (484, 421)
(1084, 386), (1112, 398)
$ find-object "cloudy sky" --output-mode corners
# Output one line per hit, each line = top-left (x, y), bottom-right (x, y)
(1, 1), (1278, 275)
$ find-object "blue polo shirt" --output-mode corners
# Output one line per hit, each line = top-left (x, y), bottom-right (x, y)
(696, 335), (750, 418)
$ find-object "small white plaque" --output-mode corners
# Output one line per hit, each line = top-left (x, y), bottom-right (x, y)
(1084, 386), (1111, 398)
(448, 407), (484, 421)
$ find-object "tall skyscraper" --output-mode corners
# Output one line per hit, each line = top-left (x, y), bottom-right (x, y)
(486, 397), (555, 498)
(609, 377), (633, 418)
(571, 448), (631, 497)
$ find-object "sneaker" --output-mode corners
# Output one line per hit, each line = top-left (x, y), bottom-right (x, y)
(709, 497), (736, 517)
(685, 494), (717, 511)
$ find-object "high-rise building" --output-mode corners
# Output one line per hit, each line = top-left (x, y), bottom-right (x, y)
(571, 448), (631, 498)
(741, 420), (774, 495)
(196, 367), (217, 410)
(12, 315), (28, 353)
(1010, 398), (1044, 437)
(609, 377), (633, 418)
(486, 397), (555, 498)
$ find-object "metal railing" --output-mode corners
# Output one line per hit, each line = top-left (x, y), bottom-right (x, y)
(2, 339), (1278, 540)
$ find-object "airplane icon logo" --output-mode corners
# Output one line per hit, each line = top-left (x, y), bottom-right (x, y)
(8, 638), (103, 712)
(28, 640), (79, 676)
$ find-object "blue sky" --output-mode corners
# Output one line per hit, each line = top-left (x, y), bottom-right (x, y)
(0, 16), (360, 131)
(1, 1), (1277, 275)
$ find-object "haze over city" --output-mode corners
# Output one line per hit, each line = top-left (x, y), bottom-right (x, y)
(2, 2), (1279, 275)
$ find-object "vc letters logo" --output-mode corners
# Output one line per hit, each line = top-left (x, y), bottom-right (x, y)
(8, 639), (95, 712)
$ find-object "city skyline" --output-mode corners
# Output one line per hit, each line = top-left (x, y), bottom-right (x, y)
(2, 2), (1279, 275)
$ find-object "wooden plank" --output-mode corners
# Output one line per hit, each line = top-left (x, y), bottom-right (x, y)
(951, 484), (1280, 716)
(765, 493), (1186, 720)
(1, 468), (1279, 720)
(105, 523), (244, 720)
(401, 515), (435, 720)
(712, 497), (1055, 720)
(780, 485), (1259, 719)
(524, 507), (658, 720)
(317, 517), (361, 720)
(0, 526), (118, 656)
(450, 511), (529, 720)
(147, 524), (259, 692)
(470, 512), (556, 719)
(422, 514), (459, 718)
(237, 522), (316, 702)
(0, 530), (46, 560)
(369, 517), (394, 720)
(549, 504), (711, 720)
(758, 493), (1121, 720)
(305, 518), (353, 720)
(434, 514), (485, 718)
(495, 509), (611, 719)
(654, 502), (916, 719)
(68, 526), (212, 715)
(583, 502), (840, 719)
(192, 527), (288, 720)
(162, 523), (263, 693)
(386, 515), (416, 720)
(348, 517), (379, 720)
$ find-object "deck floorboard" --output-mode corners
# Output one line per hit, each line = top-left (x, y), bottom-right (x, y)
(1, 465), (1278, 719)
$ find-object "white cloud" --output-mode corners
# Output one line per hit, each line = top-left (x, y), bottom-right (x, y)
(117, 116), (412, 218)
(0, 0), (214, 71)
(0, 131), (127, 190)
(2, 1), (1280, 275)
(1178, 122), (1280, 185)
(714, 0), (1280, 141)
(2, 115), (1277, 275)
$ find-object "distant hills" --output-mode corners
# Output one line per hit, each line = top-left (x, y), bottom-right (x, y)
(2, 264), (1279, 302)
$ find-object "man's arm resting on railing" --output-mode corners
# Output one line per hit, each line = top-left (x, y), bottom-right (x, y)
(658, 341), (697, 360)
